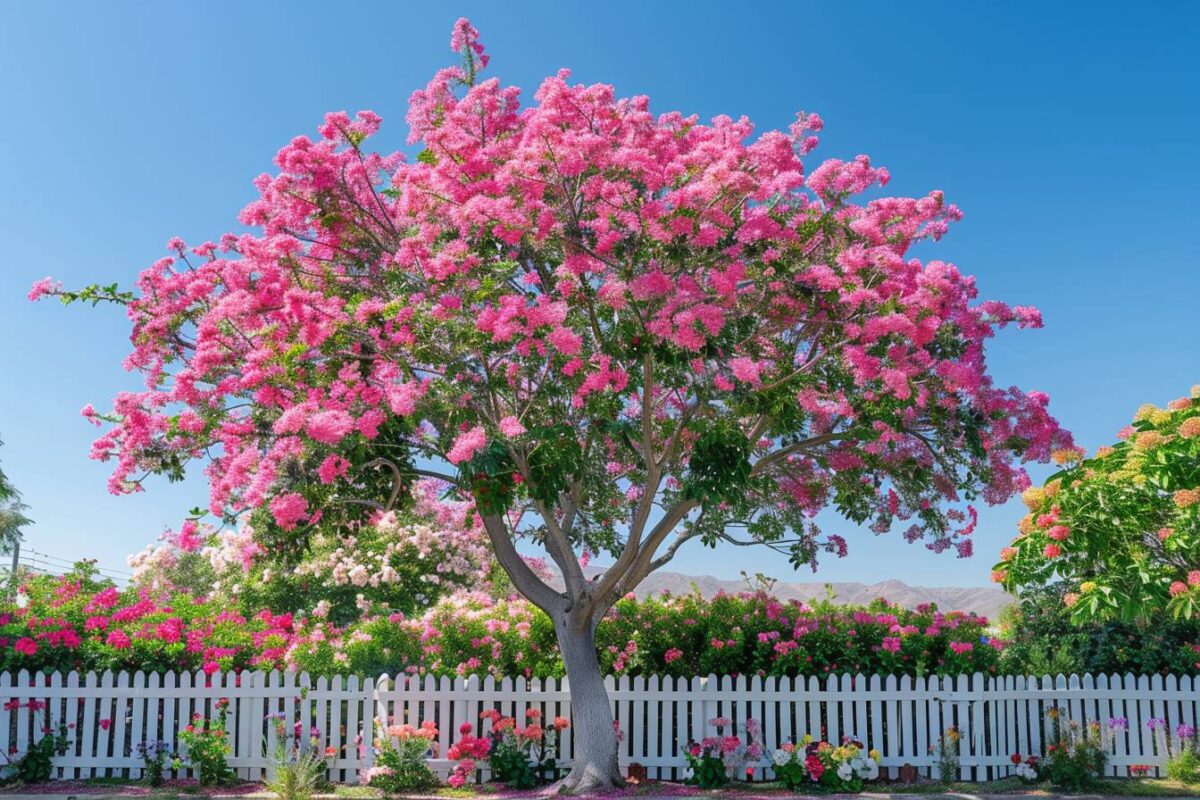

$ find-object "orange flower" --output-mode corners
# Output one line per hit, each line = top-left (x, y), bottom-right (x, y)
(1179, 417), (1200, 438)
(1174, 489), (1200, 508)
(1134, 431), (1165, 450)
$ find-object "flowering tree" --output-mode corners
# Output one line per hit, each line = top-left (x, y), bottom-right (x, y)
(39, 19), (1070, 788)
(995, 388), (1200, 621)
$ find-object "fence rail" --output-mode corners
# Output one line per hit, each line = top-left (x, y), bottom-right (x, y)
(1, 670), (1195, 783)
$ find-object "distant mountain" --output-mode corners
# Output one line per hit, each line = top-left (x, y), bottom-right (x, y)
(562, 568), (1013, 619)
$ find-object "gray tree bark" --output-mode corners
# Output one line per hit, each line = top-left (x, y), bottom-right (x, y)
(553, 610), (622, 791)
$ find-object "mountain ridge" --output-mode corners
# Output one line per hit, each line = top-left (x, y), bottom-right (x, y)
(564, 568), (1013, 619)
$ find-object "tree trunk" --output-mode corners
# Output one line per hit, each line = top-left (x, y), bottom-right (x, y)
(554, 612), (624, 791)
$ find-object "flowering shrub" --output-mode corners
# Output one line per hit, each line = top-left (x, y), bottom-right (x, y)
(996, 388), (1200, 621)
(684, 717), (762, 788)
(2, 566), (1005, 680)
(1038, 707), (1107, 791)
(128, 480), (491, 625)
(480, 709), (568, 789)
(178, 700), (235, 786)
(1151, 719), (1200, 783)
(446, 723), (491, 788)
(1010, 752), (1040, 782)
(810, 736), (879, 791)
(364, 720), (439, 792)
(602, 592), (1001, 678)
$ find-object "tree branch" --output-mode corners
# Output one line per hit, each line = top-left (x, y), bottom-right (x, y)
(480, 514), (565, 613)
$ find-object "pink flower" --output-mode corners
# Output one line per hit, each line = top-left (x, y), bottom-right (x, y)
(27, 276), (61, 301)
(1046, 525), (1070, 541)
(304, 410), (354, 445)
(729, 357), (765, 386)
(106, 630), (131, 649)
(447, 426), (487, 465)
(1043, 543), (1062, 558)
(269, 493), (309, 530)
(317, 455), (351, 484)
(14, 637), (38, 657)
(498, 416), (526, 438)
(664, 647), (683, 664)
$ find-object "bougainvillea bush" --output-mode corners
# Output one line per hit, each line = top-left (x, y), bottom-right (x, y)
(1, 566), (1002, 678)
(995, 387), (1200, 621)
(37, 16), (1070, 788)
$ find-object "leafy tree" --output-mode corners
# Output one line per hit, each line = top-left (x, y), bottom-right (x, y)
(0, 436), (32, 557)
(39, 20), (1069, 789)
(995, 388), (1200, 621)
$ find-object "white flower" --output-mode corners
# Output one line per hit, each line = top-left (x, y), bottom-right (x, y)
(850, 757), (865, 771)
(772, 749), (791, 766)
(837, 763), (853, 781)
(862, 760), (880, 780)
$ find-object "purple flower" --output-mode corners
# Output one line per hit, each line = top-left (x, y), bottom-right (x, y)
(1108, 717), (1129, 731)
(1147, 718), (1167, 731)
(1176, 724), (1195, 740)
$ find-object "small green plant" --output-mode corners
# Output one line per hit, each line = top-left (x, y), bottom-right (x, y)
(931, 725), (961, 784)
(362, 720), (440, 793)
(135, 739), (174, 787)
(1039, 707), (1106, 791)
(1153, 720), (1200, 783)
(178, 698), (236, 786)
(266, 714), (333, 800)
(0, 701), (71, 785)
(770, 742), (809, 791)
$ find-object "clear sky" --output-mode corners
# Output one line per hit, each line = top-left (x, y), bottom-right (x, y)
(1, 1), (1197, 588)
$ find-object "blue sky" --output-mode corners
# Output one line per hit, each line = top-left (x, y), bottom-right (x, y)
(1, 2), (1197, 588)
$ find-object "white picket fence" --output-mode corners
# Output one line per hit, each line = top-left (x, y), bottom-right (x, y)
(1, 670), (1196, 784)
